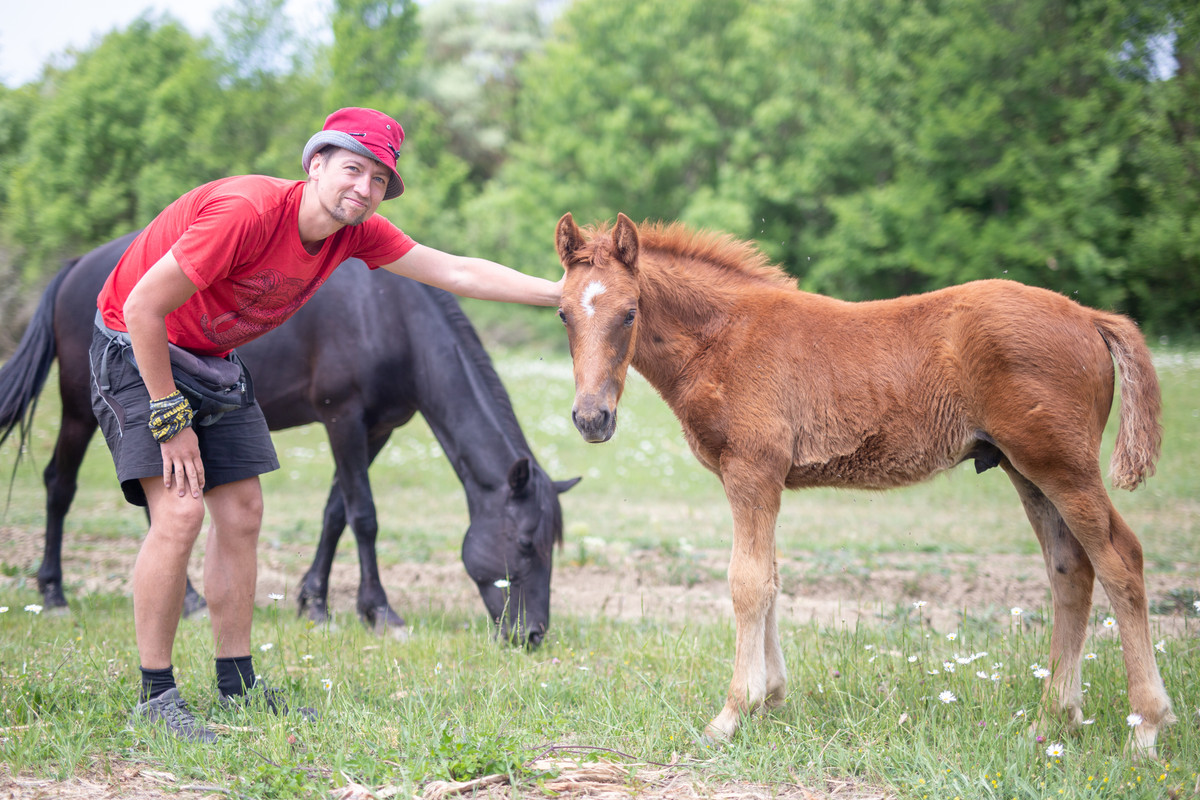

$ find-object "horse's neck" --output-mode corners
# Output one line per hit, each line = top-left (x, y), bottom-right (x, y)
(632, 259), (735, 399)
(413, 321), (529, 503)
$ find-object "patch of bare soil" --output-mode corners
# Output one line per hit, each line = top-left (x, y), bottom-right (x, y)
(1, 758), (887, 800)
(9, 523), (1193, 634)
(0, 762), (227, 800)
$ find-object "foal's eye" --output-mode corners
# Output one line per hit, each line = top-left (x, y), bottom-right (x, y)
(623, 309), (636, 326)
(557, 308), (567, 324)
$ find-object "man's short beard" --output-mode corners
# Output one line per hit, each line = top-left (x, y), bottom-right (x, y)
(326, 199), (370, 227)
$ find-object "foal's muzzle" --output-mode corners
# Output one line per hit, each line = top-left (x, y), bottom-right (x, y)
(572, 403), (616, 443)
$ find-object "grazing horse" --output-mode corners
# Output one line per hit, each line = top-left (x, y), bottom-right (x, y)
(0, 232), (578, 646)
(554, 212), (1173, 755)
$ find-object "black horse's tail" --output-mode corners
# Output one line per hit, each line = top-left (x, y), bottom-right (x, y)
(0, 260), (77, 466)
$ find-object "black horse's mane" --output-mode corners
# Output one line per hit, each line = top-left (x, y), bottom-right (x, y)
(423, 285), (532, 455)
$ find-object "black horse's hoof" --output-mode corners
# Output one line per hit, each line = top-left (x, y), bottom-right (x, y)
(298, 590), (333, 626)
(182, 590), (208, 618)
(38, 581), (70, 613)
(362, 604), (407, 638)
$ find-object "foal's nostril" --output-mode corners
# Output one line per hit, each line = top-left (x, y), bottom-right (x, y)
(572, 406), (610, 433)
(526, 629), (544, 649)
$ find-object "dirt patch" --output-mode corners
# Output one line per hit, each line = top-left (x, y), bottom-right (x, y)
(1, 758), (887, 800)
(5, 524), (1196, 636)
(0, 762), (227, 800)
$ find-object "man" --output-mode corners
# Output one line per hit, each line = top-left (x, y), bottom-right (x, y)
(90, 107), (562, 742)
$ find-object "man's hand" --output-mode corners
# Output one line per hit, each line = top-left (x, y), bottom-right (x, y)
(161, 427), (204, 498)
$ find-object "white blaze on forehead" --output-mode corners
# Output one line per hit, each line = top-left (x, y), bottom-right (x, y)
(580, 280), (607, 317)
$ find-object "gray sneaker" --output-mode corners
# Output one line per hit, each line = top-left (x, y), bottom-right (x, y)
(130, 688), (217, 742)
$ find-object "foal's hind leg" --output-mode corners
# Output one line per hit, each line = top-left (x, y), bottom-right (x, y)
(705, 458), (786, 741)
(1015, 467), (1173, 756)
(1056, 485), (1174, 757)
(1004, 466), (1093, 729)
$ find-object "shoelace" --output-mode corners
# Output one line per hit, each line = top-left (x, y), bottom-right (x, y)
(158, 695), (202, 730)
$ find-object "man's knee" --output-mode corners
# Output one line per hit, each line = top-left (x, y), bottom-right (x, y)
(143, 488), (207, 547)
(207, 479), (264, 539)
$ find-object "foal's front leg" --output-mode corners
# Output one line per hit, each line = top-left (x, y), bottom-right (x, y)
(705, 463), (786, 741)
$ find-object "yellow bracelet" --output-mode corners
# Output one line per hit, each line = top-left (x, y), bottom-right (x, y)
(148, 390), (193, 443)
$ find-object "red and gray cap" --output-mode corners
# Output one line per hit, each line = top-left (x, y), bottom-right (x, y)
(302, 107), (405, 200)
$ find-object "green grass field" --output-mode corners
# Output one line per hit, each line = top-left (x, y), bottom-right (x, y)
(1, 347), (1197, 799)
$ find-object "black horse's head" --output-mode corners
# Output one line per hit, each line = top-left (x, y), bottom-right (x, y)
(461, 457), (580, 648)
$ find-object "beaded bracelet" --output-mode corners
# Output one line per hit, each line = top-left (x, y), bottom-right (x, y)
(148, 390), (193, 443)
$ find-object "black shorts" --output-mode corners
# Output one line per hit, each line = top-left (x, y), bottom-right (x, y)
(89, 329), (279, 507)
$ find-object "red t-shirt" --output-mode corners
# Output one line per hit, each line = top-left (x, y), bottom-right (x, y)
(98, 175), (415, 356)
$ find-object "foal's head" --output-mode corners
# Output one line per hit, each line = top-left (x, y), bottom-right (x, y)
(555, 212), (641, 443)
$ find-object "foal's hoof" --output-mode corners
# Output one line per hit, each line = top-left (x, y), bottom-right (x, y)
(704, 711), (738, 743)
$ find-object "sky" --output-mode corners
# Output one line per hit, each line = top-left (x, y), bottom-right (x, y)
(0, 0), (330, 88)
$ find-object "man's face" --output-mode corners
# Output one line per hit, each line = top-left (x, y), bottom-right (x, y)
(312, 149), (391, 226)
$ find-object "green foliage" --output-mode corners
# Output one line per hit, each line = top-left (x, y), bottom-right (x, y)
(1, 16), (226, 268)
(1121, 0), (1200, 335)
(423, 723), (541, 782)
(1, 0), (1198, 342)
(474, 0), (1198, 333)
(239, 761), (325, 798)
(419, 0), (549, 181)
(328, 0), (421, 107)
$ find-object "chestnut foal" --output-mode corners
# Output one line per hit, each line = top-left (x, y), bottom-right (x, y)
(554, 212), (1173, 757)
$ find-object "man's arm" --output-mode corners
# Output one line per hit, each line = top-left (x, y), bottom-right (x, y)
(123, 250), (199, 399)
(123, 249), (205, 497)
(380, 243), (563, 307)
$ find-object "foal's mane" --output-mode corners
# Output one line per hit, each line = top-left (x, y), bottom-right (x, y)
(634, 220), (797, 290)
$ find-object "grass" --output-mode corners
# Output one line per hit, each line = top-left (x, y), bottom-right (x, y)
(1, 346), (1198, 799)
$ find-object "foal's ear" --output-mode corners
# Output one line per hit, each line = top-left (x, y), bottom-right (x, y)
(556, 213), (585, 263)
(613, 213), (640, 271)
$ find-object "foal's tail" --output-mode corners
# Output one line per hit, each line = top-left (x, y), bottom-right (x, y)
(0, 260), (75, 461)
(1094, 313), (1162, 490)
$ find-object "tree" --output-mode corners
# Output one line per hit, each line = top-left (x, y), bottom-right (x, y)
(464, 0), (765, 271)
(1, 16), (223, 269)
(206, 0), (326, 180)
(328, 0), (421, 106)
(419, 0), (551, 181)
(477, 0), (1196, 332)
(1123, 0), (1200, 335)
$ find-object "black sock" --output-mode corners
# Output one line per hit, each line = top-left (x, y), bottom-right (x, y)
(139, 665), (176, 703)
(215, 656), (256, 697)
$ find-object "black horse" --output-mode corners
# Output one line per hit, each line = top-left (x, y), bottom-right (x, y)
(0, 232), (579, 646)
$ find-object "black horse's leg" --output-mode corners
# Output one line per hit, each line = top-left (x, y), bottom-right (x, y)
(310, 422), (403, 633)
(297, 480), (349, 624)
(180, 507), (207, 616)
(37, 409), (96, 611)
